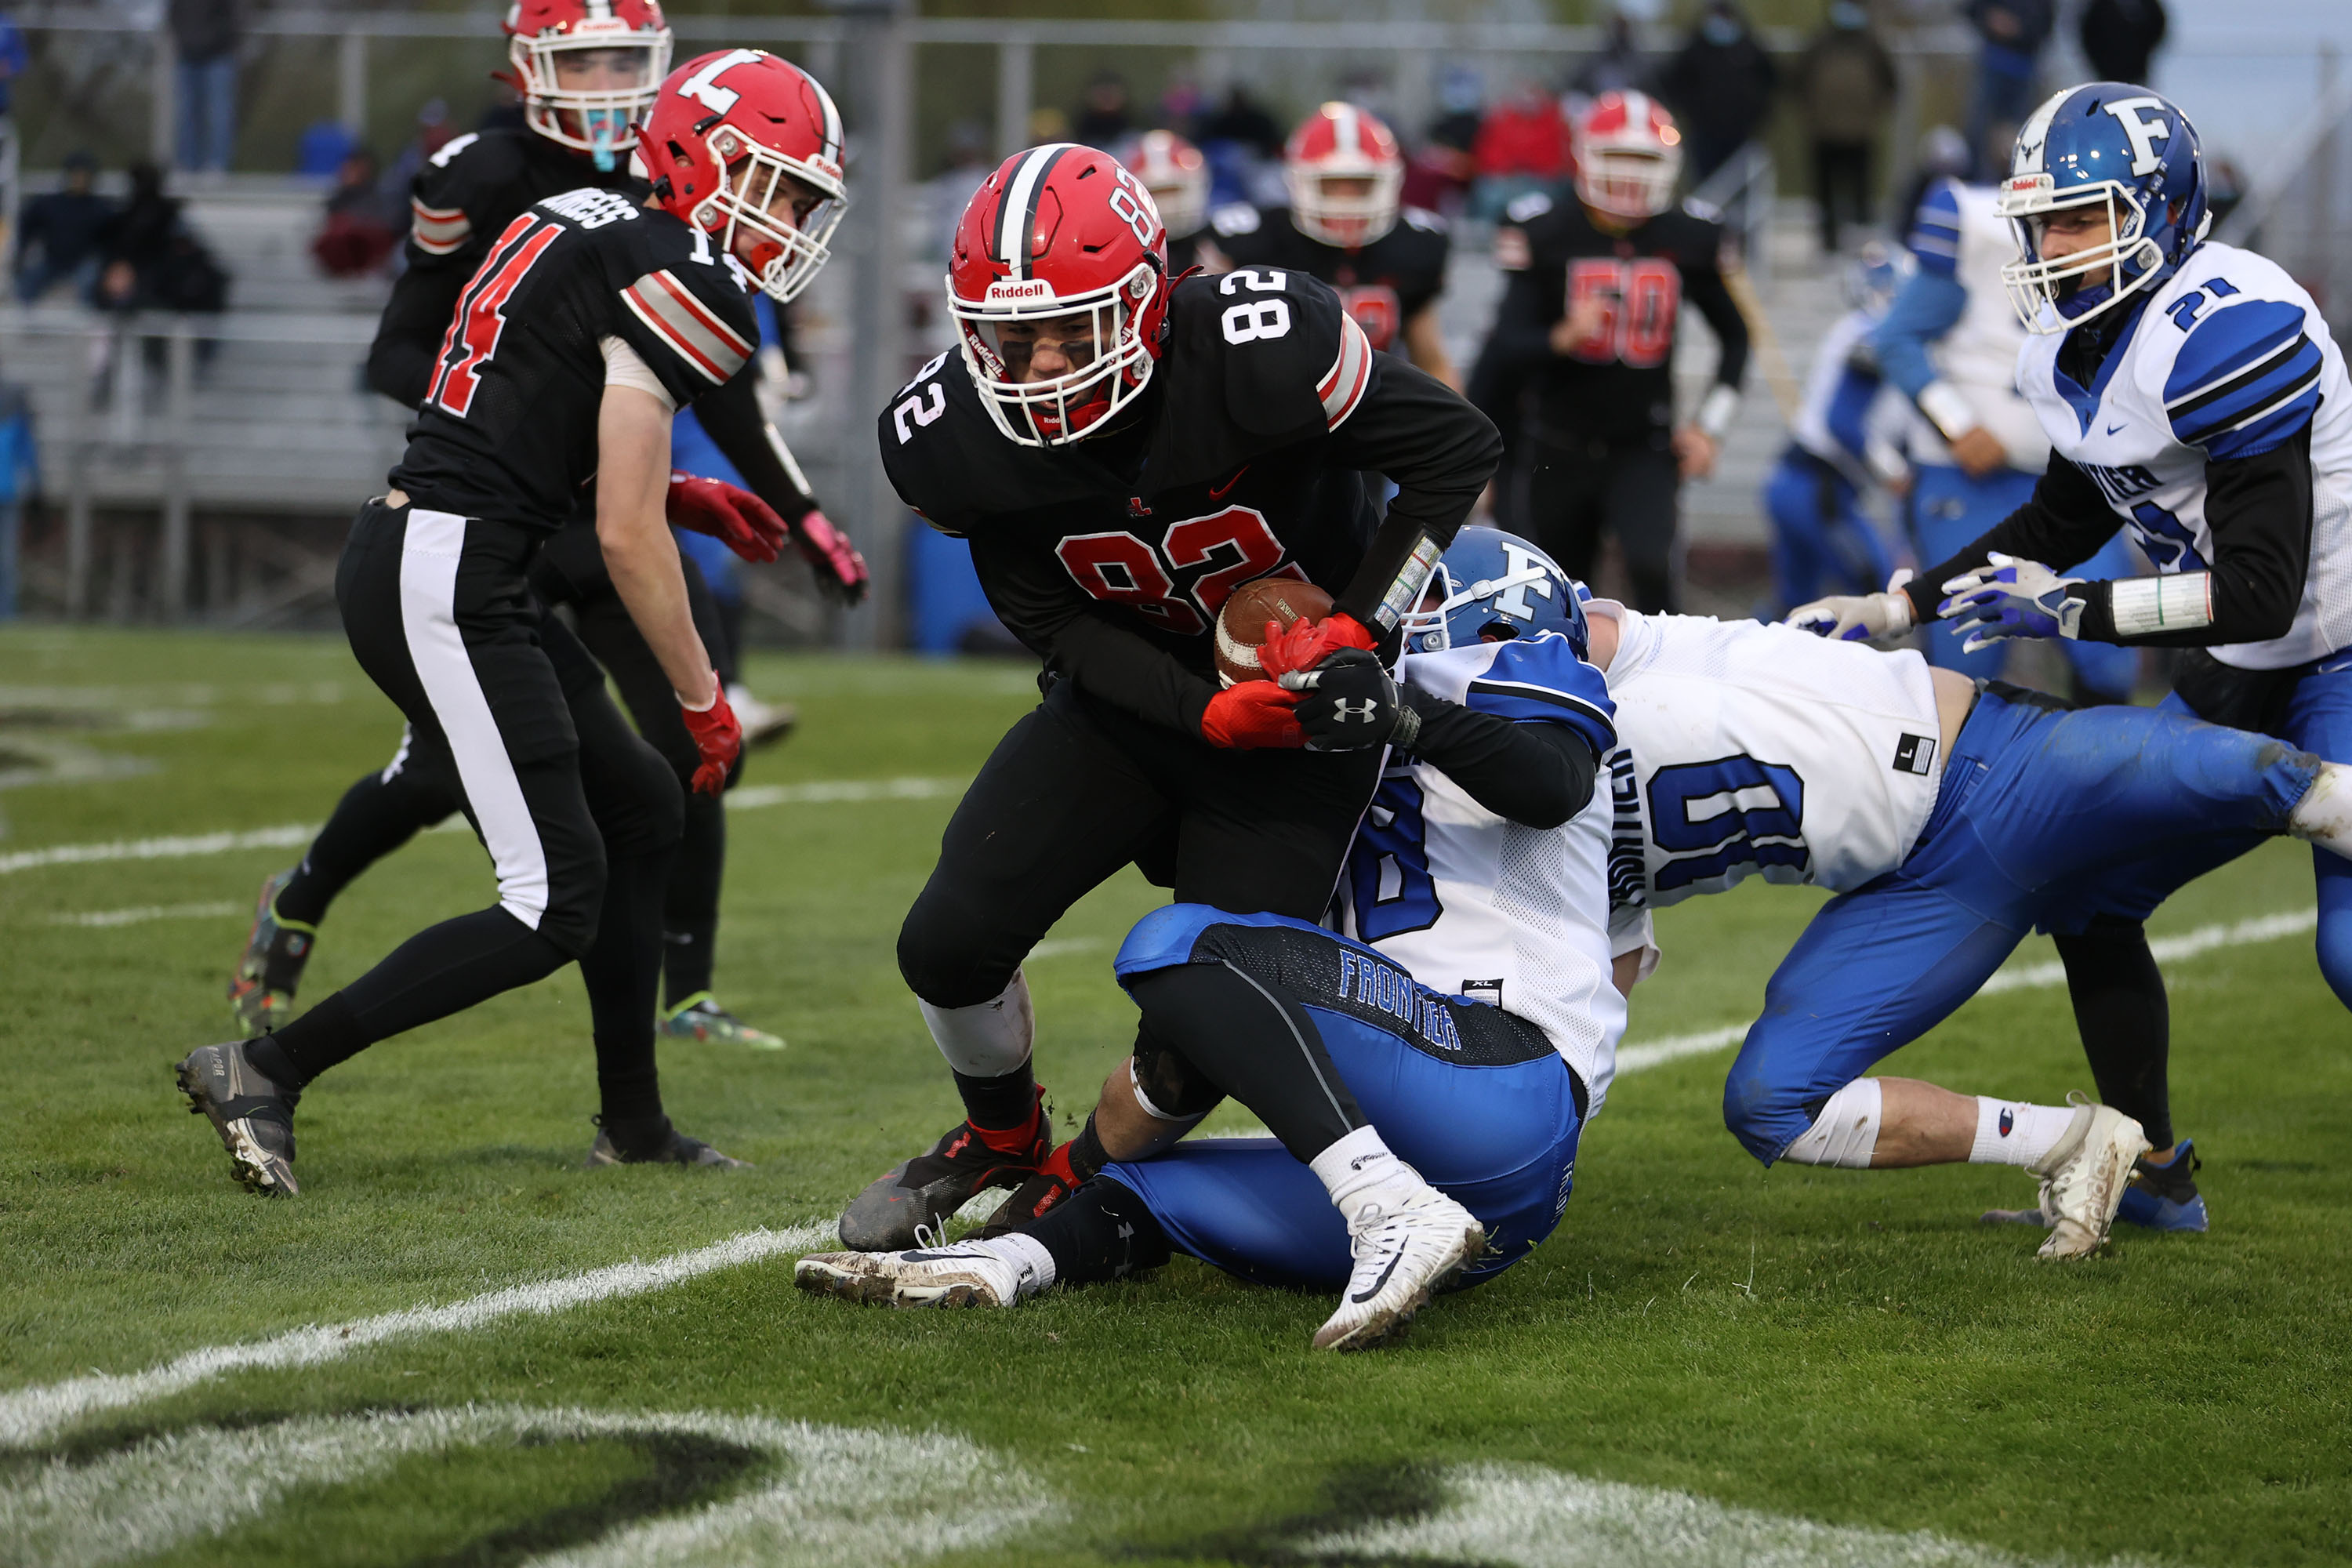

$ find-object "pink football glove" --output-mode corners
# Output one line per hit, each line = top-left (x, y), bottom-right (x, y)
(791, 508), (869, 605)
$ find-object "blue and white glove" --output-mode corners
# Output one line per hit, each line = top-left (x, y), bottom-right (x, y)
(1785, 569), (1917, 645)
(1938, 551), (2085, 652)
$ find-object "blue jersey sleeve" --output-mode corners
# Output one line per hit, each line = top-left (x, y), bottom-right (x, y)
(1905, 180), (1963, 279)
(1869, 268), (1967, 400)
(2163, 298), (2325, 460)
(1461, 633), (1616, 757)
(1824, 361), (1882, 462)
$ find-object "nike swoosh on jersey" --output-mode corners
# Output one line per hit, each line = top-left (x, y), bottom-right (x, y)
(1208, 464), (1250, 501)
(1349, 1249), (1406, 1304)
(2105, 422), (2127, 434)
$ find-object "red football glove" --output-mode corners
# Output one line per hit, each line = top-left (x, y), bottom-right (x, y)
(1200, 681), (1305, 750)
(679, 684), (742, 796)
(791, 508), (870, 606)
(1257, 611), (1377, 681)
(666, 472), (787, 564)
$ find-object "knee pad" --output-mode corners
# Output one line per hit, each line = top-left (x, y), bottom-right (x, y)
(916, 970), (1034, 1077)
(1131, 1029), (1224, 1121)
(1777, 1079), (1882, 1169)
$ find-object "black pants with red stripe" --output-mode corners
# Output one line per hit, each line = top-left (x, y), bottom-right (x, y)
(256, 500), (681, 1125)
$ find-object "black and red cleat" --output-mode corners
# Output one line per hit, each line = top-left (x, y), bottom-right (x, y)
(975, 1139), (1087, 1238)
(837, 1090), (1051, 1251)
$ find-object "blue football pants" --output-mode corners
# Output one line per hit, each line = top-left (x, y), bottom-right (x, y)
(1764, 448), (1896, 610)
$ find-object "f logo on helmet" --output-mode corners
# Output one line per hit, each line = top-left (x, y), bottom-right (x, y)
(1491, 541), (1556, 622)
(2103, 96), (2172, 176)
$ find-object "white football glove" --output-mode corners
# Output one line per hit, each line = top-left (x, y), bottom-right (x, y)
(1784, 570), (1918, 646)
(1938, 552), (2085, 651)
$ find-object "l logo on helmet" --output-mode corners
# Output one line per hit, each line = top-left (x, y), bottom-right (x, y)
(2103, 96), (2172, 176)
(679, 48), (761, 114)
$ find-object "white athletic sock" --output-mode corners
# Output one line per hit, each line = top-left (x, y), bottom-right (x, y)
(917, 970), (1035, 1077)
(984, 1232), (1056, 1292)
(2289, 762), (2352, 860)
(1308, 1125), (1423, 1226)
(1969, 1097), (2078, 1167)
(1780, 1079), (1883, 1168)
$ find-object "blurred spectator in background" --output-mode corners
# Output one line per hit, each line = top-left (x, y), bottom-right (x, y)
(1964, 0), (2052, 176)
(1657, 1), (1777, 184)
(383, 98), (456, 200)
(1403, 65), (1483, 214)
(1471, 77), (1570, 220)
(169, 0), (241, 176)
(15, 151), (114, 303)
(1893, 123), (1970, 252)
(312, 147), (398, 278)
(2204, 154), (2245, 232)
(2080, 0), (2167, 86)
(0, 11), (29, 125)
(0, 384), (33, 621)
(295, 119), (360, 178)
(1570, 10), (1648, 106)
(1160, 72), (1204, 138)
(1795, 0), (1896, 254)
(1197, 83), (1283, 208)
(96, 161), (228, 314)
(924, 120), (992, 260)
(1073, 71), (1131, 148)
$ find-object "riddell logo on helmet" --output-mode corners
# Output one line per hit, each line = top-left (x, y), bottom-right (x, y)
(985, 278), (1056, 303)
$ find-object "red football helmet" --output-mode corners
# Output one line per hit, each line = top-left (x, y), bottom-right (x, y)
(1284, 102), (1403, 248)
(503, 0), (673, 165)
(1574, 90), (1683, 221)
(948, 143), (1172, 448)
(639, 50), (847, 303)
(1119, 129), (1209, 239)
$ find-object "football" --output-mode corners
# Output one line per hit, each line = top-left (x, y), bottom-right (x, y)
(1214, 576), (1334, 686)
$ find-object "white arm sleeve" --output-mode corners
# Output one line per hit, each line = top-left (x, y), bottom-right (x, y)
(600, 336), (677, 415)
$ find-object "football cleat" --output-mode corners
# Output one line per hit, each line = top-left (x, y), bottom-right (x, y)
(2116, 1139), (2208, 1232)
(2027, 1094), (2150, 1261)
(175, 1040), (299, 1197)
(583, 1115), (752, 1170)
(1313, 1185), (1486, 1352)
(794, 1240), (1044, 1308)
(837, 1096), (1051, 1252)
(659, 993), (786, 1051)
(227, 869), (314, 1036)
(724, 685), (799, 751)
(975, 1138), (1086, 1238)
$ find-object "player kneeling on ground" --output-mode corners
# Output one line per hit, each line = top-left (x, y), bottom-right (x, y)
(803, 531), (1624, 1350)
(174, 53), (834, 1196)
(1587, 586), (2352, 1256)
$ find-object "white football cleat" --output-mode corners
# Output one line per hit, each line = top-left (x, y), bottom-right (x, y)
(794, 1240), (1042, 1308)
(2028, 1094), (2150, 1261)
(1313, 1185), (1486, 1352)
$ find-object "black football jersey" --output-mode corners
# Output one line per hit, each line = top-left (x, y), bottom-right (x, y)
(880, 268), (1499, 734)
(1470, 192), (1749, 448)
(367, 129), (641, 410)
(390, 187), (759, 533)
(1205, 203), (1450, 355)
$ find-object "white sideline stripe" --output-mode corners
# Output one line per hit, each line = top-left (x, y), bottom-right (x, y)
(1613, 907), (2320, 1075)
(0, 778), (971, 876)
(49, 901), (241, 928)
(1304, 1461), (2163, 1568)
(0, 1221), (834, 1450)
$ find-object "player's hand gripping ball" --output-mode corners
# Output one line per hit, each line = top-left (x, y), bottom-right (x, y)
(1281, 648), (1413, 752)
(1213, 577), (1336, 687)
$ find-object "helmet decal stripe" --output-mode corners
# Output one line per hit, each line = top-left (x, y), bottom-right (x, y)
(996, 143), (1073, 280)
(1332, 102), (1359, 157)
(813, 74), (843, 163)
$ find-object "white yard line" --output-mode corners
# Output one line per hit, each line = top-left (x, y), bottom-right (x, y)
(0, 1221), (834, 1451)
(47, 901), (243, 928)
(0, 778), (971, 878)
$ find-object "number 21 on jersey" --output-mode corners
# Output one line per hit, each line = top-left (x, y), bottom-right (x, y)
(1561, 257), (1678, 368)
(429, 214), (561, 418)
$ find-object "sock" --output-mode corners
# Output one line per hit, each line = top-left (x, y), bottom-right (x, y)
(582, 847), (673, 1127)
(597, 1112), (674, 1157)
(985, 1232), (1057, 1292)
(954, 1068), (1040, 1142)
(2056, 919), (2173, 1149)
(1969, 1098), (2079, 1168)
(1062, 1114), (1109, 1185)
(660, 792), (725, 1008)
(1780, 1078), (1882, 1168)
(242, 1029), (308, 1092)
(264, 992), (365, 1084)
(1018, 1175), (1172, 1286)
(1308, 1125), (1423, 1225)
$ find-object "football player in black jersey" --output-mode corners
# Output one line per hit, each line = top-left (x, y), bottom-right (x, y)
(1199, 103), (1458, 389)
(839, 141), (1501, 1256)
(176, 53), (837, 1196)
(1117, 130), (1212, 276)
(1468, 90), (1750, 613)
(227, 0), (865, 1053)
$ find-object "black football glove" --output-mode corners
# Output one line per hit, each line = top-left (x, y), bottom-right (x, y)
(1278, 648), (1421, 753)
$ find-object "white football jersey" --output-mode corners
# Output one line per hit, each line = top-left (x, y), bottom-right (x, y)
(1907, 179), (2050, 471)
(1592, 604), (1945, 949)
(1789, 306), (1906, 486)
(1335, 635), (1627, 1111)
(2016, 241), (2352, 669)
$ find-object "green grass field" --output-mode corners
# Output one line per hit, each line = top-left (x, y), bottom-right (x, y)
(2, 625), (2346, 1568)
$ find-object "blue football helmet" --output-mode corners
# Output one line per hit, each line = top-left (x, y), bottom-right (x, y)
(1997, 82), (2207, 333)
(1401, 526), (1588, 658)
(1842, 238), (1915, 317)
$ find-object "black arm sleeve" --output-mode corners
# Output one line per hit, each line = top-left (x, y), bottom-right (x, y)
(1323, 354), (1504, 625)
(2071, 429), (2314, 646)
(365, 261), (466, 408)
(1683, 259), (1751, 394)
(967, 531), (1218, 736)
(1900, 453), (2125, 621)
(692, 370), (818, 523)
(1400, 688), (1599, 829)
